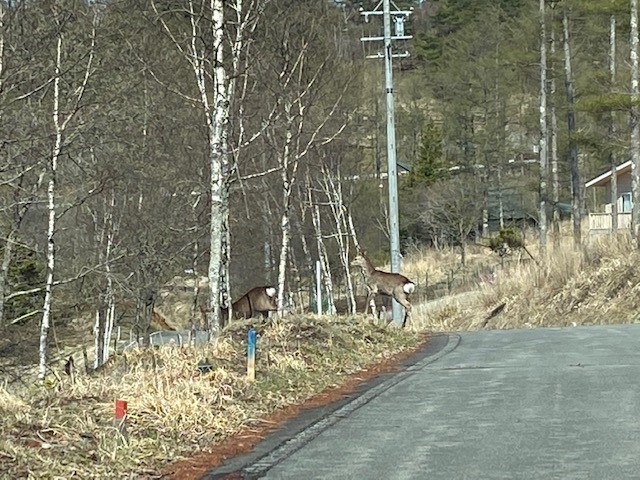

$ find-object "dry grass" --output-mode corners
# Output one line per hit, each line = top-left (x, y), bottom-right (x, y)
(5, 228), (638, 478)
(408, 233), (640, 332)
(0, 316), (421, 479)
(400, 243), (499, 289)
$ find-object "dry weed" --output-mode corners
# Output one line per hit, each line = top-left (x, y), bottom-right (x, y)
(0, 316), (421, 478)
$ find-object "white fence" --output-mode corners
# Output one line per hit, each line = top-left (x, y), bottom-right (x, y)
(588, 212), (631, 233)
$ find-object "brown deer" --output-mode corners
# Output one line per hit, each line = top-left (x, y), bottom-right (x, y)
(152, 286), (278, 330)
(222, 286), (278, 322)
(350, 253), (416, 327)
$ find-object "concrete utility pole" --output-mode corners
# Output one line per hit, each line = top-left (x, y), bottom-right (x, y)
(360, 0), (412, 326)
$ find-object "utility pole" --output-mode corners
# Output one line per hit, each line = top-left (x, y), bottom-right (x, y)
(360, 0), (412, 326)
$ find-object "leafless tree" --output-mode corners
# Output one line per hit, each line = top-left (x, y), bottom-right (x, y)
(562, 8), (581, 248)
(39, 6), (98, 381)
(631, 0), (640, 246)
(538, 0), (548, 256)
(152, 0), (269, 333)
(609, 14), (619, 236)
(419, 174), (485, 266)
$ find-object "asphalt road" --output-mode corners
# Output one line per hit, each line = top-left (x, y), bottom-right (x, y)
(204, 324), (640, 480)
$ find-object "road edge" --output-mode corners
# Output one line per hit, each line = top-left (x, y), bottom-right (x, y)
(202, 332), (460, 479)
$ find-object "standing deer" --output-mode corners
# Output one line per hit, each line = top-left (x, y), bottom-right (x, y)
(152, 286), (278, 330)
(350, 253), (416, 327)
(222, 286), (278, 323)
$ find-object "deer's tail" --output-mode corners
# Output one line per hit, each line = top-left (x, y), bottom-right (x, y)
(404, 283), (416, 294)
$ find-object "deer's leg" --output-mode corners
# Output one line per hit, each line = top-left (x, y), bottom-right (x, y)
(366, 287), (378, 323)
(401, 306), (411, 329)
(395, 294), (412, 329)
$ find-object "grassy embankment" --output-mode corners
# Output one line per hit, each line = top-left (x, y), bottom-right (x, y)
(2, 232), (639, 478)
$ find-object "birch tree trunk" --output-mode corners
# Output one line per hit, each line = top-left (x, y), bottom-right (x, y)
(205, 0), (229, 334)
(291, 213), (311, 314)
(630, 0), (640, 246)
(276, 111), (296, 316)
(345, 205), (360, 314)
(93, 294), (105, 370)
(260, 196), (276, 283)
(550, 14), (560, 246)
(610, 15), (619, 236)
(39, 36), (65, 381)
(308, 174), (336, 315)
(497, 166), (505, 230)
(96, 189), (117, 367)
(538, 0), (548, 257)
(154, 0), (263, 333)
(321, 165), (362, 316)
(38, 19), (95, 381)
(190, 192), (203, 334)
(563, 9), (581, 248)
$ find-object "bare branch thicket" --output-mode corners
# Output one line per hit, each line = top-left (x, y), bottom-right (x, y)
(418, 174), (486, 267)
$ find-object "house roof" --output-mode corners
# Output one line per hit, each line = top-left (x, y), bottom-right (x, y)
(585, 160), (632, 188)
(397, 160), (412, 172)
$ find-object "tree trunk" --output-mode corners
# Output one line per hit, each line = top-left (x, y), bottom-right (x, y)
(190, 193), (202, 333)
(206, 0), (230, 335)
(0, 229), (14, 326)
(261, 199), (275, 284)
(38, 36), (64, 382)
(276, 119), (296, 316)
(550, 12), (560, 246)
(345, 206), (360, 315)
(309, 174), (336, 315)
(538, 0), (548, 257)
(610, 15), (619, 235)
(497, 166), (505, 230)
(563, 9), (581, 248)
(93, 293), (106, 370)
(630, 0), (640, 246)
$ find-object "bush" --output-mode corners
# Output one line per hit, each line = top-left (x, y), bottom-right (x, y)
(488, 227), (525, 252)
(1, 244), (45, 322)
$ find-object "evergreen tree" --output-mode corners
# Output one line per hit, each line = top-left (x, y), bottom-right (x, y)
(409, 121), (448, 186)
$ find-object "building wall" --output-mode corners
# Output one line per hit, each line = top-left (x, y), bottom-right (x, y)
(605, 171), (632, 212)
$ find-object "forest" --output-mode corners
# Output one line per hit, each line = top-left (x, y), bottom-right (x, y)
(1, 0), (638, 378)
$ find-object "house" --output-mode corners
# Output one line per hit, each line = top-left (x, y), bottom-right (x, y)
(585, 160), (632, 234)
(486, 186), (538, 232)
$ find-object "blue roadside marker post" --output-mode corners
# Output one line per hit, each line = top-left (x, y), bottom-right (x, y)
(247, 328), (256, 381)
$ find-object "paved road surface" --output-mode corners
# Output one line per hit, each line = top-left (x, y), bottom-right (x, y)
(204, 324), (640, 479)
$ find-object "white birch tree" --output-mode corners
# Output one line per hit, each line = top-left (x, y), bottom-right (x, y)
(538, 0), (548, 256)
(549, 8), (560, 246)
(562, 8), (581, 248)
(610, 14), (619, 236)
(153, 0), (268, 334)
(630, 0), (640, 246)
(39, 8), (97, 381)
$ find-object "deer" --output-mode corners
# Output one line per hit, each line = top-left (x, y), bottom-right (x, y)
(350, 253), (416, 328)
(152, 286), (278, 330)
(222, 286), (278, 323)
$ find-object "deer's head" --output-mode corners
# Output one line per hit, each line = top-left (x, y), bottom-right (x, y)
(350, 254), (368, 270)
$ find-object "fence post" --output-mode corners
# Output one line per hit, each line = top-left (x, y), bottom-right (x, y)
(247, 328), (256, 381)
(114, 399), (128, 441)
